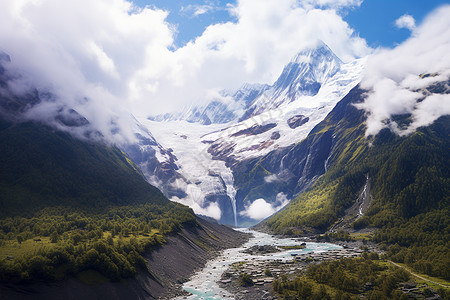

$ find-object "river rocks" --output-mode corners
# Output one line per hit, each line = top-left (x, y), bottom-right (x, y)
(242, 245), (281, 255)
(287, 114), (309, 129)
(217, 237), (378, 300)
(219, 260), (290, 300)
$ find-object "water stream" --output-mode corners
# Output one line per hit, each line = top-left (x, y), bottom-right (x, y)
(220, 171), (238, 227)
(357, 174), (369, 219)
(175, 229), (342, 300)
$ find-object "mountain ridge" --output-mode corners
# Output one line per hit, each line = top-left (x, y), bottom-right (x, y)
(149, 40), (343, 125)
(140, 42), (366, 225)
(262, 77), (450, 280)
(0, 56), (249, 298)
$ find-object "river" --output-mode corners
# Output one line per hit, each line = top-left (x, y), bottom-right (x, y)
(174, 229), (342, 300)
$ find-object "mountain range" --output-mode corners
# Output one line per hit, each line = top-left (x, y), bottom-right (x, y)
(0, 53), (248, 298)
(135, 41), (450, 280)
(137, 41), (366, 226)
(0, 37), (448, 295)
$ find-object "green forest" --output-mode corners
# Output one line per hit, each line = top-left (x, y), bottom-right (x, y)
(266, 86), (450, 281)
(0, 203), (194, 283)
(0, 119), (197, 284)
(273, 255), (450, 299)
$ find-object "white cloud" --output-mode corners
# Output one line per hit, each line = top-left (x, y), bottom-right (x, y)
(134, 0), (370, 115)
(0, 0), (174, 143)
(240, 192), (290, 220)
(170, 183), (222, 220)
(264, 174), (280, 183)
(275, 192), (290, 207)
(0, 0), (371, 129)
(181, 4), (215, 17)
(358, 5), (450, 136)
(395, 14), (416, 31)
(240, 198), (275, 220)
(302, 0), (363, 10)
(88, 41), (120, 79)
(191, 201), (222, 220)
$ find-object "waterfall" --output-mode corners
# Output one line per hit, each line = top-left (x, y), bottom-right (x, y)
(220, 171), (238, 227)
(324, 135), (336, 173)
(357, 174), (369, 219)
(227, 185), (238, 227)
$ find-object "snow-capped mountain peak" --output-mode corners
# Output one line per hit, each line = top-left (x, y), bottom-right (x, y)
(140, 42), (366, 225)
(239, 41), (343, 120)
(268, 41), (341, 98)
(148, 41), (342, 125)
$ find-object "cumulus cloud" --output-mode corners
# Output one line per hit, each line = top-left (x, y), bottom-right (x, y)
(395, 14), (416, 31)
(240, 198), (275, 220)
(170, 183), (222, 220)
(302, 0), (362, 10)
(0, 0), (174, 143)
(358, 5), (450, 136)
(137, 0), (369, 114)
(191, 201), (222, 220)
(240, 192), (290, 220)
(0, 0), (371, 133)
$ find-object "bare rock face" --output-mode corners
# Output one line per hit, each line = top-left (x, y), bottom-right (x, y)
(231, 123), (277, 137)
(55, 108), (90, 127)
(271, 131), (280, 140)
(287, 115), (309, 129)
(208, 141), (236, 160)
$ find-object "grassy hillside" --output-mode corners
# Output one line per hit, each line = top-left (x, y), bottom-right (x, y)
(0, 118), (169, 216)
(273, 255), (450, 299)
(0, 118), (196, 283)
(266, 85), (450, 280)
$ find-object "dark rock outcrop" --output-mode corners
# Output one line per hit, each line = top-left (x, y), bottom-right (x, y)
(207, 141), (236, 163)
(55, 108), (90, 127)
(271, 131), (280, 140)
(287, 114), (309, 129)
(230, 123), (277, 137)
(123, 129), (186, 199)
(232, 87), (368, 225)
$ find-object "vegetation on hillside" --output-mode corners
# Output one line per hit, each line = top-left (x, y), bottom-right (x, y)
(266, 86), (450, 280)
(273, 256), (450, 299)
(0, 204), (194, 283)
(0, 119), (171, 217)
(0, 118), (196, 284)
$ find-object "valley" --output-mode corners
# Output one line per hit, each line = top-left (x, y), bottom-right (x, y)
(175, 229), (449, 299)
(138, 44), (366, 226)
(1, 2), (449, 299)
(175, 229), (345, 299)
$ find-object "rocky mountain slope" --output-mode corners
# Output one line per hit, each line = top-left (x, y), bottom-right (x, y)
(0, 54), (248, 299)
(0, 51), (187, 204)
(263, 75), (450, 280)
(141, 42), (366, 226)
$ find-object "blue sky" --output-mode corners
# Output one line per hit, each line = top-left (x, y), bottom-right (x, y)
(133, 0), (449, 48)
(345, 0), (450, 48)
(132, 0), (237, 47)
(1, 0), (449, 117)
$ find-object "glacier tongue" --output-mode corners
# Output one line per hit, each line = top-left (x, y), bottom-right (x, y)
(138, 120), (240, 225)
(138, 43), (366, 226)
(205, 57), (366, 162)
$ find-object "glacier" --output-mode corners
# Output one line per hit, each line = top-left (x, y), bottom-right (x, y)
(137, 42), (366, 226)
